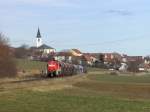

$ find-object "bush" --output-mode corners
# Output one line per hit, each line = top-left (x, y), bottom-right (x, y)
(0, 33), (17, 78)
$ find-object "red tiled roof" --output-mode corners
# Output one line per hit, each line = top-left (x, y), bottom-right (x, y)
(83, 53), (97, 58)
(82, 54), (93, 61)
(55, 52), (73, 56)
(72, 49), (82, 54)
(83, 53), (95, 61)
(125, 56), (143, 62)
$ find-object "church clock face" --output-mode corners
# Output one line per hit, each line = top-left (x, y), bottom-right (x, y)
(38, 38), (40, 42)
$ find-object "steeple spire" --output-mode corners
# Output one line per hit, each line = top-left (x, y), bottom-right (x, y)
(37, 27), (41, 38)
(36, 27), (42, 48)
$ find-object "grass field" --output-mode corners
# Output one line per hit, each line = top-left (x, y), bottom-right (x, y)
(0, 90), (150, 112)
(16, 59), (47, 71)
(1, 59), (150, 112)
(15, 59), (47, 78)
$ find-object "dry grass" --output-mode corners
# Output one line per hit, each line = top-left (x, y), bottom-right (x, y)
(74, 80), (150, 99)
(1, 68), (150, 100)
(0, 74), (87, 93)
(1, 69), (150, 112)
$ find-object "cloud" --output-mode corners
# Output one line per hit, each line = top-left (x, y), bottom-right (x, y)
(106, 9), (133, 16)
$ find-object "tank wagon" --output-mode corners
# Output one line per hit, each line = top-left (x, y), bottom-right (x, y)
(45, 60), (86, 77)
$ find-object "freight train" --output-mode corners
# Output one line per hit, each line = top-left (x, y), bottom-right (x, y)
(45, 59), (86, 77)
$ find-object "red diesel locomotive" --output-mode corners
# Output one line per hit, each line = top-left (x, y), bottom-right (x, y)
(46, 59), (86, 77)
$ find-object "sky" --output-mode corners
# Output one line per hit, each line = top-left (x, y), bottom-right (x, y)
(0, 0), (150, 56)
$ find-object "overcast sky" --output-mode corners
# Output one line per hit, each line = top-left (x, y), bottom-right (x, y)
(0, 0), (150, 55)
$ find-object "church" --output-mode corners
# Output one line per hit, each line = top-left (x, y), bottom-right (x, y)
(35, 28), (56, 54)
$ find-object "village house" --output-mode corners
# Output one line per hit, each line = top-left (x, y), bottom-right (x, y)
(55, 51), (73, 63)
(103, 52), (122, 64)
(122, 55), (144, 63)
(122, 55), (145, 72)
(82, 53), (98, 66)
(55, 49), (97, 66)
(144, 56), (150, 64)
(54, 49), (83, 64)
(143, 56), (150, 70)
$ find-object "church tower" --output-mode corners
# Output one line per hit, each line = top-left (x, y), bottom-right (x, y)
(36, 28), (42, 48)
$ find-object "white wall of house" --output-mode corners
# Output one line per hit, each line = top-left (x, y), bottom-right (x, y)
(55, 56), (65, 61)
(145, 60), (150, 64)
(87, 61), (92, 66)
(68, 56), (72, 62)
(122, 58), (127, 63)
(40, 49), (56, 54)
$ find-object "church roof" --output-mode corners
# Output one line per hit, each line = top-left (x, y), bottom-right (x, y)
(36, 28), (41, 38)
(38, 44), (54, 49)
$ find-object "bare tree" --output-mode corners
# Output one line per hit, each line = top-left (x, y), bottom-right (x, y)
(99, 53), (104, 63)
(0, 33), (17, 78)
(127, 61), (139, 73)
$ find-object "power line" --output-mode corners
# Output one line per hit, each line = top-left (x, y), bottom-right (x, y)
(56, 36), (147, 47)
(10, 36), (148, 48)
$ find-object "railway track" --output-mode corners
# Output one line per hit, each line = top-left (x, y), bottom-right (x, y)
(0, 74), (77, 85)
(0, 76), (51, 85)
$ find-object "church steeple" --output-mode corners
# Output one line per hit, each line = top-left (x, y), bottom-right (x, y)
(37, 27), (41, 38)
(36, 27), (42, 48)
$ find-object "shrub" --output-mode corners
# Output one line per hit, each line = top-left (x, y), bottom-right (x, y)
(0, 33), (17, 78)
